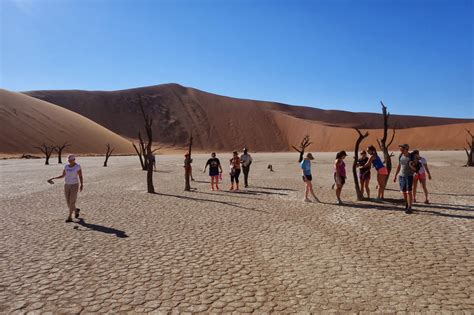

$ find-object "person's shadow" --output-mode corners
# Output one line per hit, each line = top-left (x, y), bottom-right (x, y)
(76, 218), (128, 238)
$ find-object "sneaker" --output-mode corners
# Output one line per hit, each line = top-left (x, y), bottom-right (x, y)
(337, 200), (343, 205)
(303, 198), (311, 202)
(75, 208), (80, 219)
(65, 218), (73, 223)
(405, 208), (413, 214)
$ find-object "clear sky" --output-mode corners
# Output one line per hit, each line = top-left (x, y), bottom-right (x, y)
(1, 0), (472, 118)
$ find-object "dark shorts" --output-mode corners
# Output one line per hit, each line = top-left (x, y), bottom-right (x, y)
(302, 175), (312, 181)
(399, 175), (414, 192)
(209, 168), (219, 177)
(359, 169), (371, 180)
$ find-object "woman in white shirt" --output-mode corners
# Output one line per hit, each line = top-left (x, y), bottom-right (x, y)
(48, 154), (84, 222)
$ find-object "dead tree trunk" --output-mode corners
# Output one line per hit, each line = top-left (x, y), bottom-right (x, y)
(464, 129), (474, 166)
(376, 102), (396, 184)
(292, 135), (313, 162)
(184, 134), (193, 191)
(54, 142), (70, 164)
(137, 95), (155, 193)
(35, 144), (54, 165)
(132, 142), (145, 170)
(103, 143), (114, 167)
(352, 128), (369, 201)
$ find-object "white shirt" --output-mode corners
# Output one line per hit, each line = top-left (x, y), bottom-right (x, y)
(240, 154), (253, 167)
(64, 163), (81, 185)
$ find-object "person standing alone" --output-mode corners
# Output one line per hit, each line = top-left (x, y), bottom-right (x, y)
(48, 154), (84, 222)
(240, 148), (253, 188)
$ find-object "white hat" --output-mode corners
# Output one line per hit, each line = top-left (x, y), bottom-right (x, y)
(67, 154), (76, 161)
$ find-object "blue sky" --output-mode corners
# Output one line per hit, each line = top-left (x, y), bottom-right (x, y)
(1, 0), (472, 118)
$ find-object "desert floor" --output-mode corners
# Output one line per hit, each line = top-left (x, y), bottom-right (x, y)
(1, 152), (473, 313)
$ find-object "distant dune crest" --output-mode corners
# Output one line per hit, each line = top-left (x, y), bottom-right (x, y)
(1, 84), (472, 154)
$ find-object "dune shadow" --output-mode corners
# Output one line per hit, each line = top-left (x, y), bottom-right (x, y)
(153, 192), (269, 214)
(76, 219), (128, 238)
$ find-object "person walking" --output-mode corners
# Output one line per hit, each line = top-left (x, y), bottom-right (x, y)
(412, 149), (432, 204)
(300, 152), (320, 202)
(47, 154), (83, 222)
(357, 150), (371, 199)
(229, 151), (241, 191)
(203, 152), (223, 191)
(361, 145), (389, 200)
(240, 148), (253, 188)
(393, 144), (417, 214)
(334, 151), (347, 205)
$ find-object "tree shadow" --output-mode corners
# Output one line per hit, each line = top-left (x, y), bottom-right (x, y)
(418, 203), (474, 212)
(413, 209), (474, 220)
(153, 192), (269, 214)
(244, 189), (289, 196)
(385, 188), (474, 197)
(197, 190), (263, 201)
(76, 219), (128, 238)
(342, 201), (474, 219)
(252, 186), (297, 192)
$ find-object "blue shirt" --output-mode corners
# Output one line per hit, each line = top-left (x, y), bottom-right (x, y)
(300, 159), (311, 176)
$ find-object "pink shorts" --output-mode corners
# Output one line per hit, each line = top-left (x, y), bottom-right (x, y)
(377, 167), (388, 176)
(415, 172), (426, 180)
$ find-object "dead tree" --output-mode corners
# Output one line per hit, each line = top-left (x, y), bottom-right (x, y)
(184, 134), (193, 191)
(376, 101), (396, 183)
(54, 142), (71, 164)
(352, 128), (369, 201)
(292, 135), (313, 162)
(137, 95), (155, 193)
(464, 129), (474, 166)
(103, 143), (114, 167)
(34, 144), (54, 165)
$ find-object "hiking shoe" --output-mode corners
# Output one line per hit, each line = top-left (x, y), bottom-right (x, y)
(75, 208), (80, 219)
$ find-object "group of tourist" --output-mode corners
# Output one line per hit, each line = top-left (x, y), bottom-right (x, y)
(300, 143), (432, 214)
(48, 145), (432, 222)
(202, 148), (253, 191)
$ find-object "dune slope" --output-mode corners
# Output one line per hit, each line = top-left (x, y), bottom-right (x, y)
(0, 89), (135, 154)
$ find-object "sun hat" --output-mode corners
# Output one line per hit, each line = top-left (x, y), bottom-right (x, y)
(306, 153), (314, 160)
(67, 154), (75, 161)
(399, 144), (409, 150)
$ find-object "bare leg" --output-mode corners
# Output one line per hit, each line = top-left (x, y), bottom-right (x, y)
(413, 177), (418, 202)
(366, 179), (371, 198)
(421, 179), (429, 202)
(360, 178), (365, 197)
(211, 177), (215, 190)
(336, 184), (343, 203)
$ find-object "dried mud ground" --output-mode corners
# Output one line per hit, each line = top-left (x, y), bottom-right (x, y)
(1, 152), (473, 314)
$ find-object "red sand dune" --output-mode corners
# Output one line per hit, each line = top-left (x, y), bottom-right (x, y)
(12, 83), (474, 153)
(0, 89), (134, 155)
